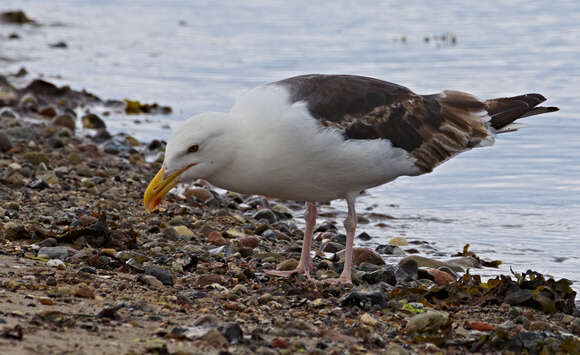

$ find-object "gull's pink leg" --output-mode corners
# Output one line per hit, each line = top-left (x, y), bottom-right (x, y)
(323, 193), (357, 284)
(265, 201), (316, 280)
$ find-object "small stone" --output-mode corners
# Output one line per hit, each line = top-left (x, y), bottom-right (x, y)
(362, 268), (397, 285)
(224, 228), (245, 239)
(3, 222), (29, 240)
(39, 297), (55, 305)
(196, 328), (229, 347)
(277, 258), (298, 271)
(21, 152), (49, 166)
(360, 312), (378, 327)
(238, 236), (259, 249)
(197, 274), (223, 287)
(46, 276), (57, 286)
(389, 237), (408, 246)
(272, 337), (289, 349)
(321, 241), (344, 253)
(145, 265), (174, 286)
(73, 286), (95, 299)
(337, 247), (385, 266)
(253, 209), (278, 224)
(47, 259), (66, 270)
(52, 114), (76, 132)
(187, 188), (213, 202)
(271, 204), (293, 219)
(341, 290), (389, 309)
(375, 244), (406, 256)
(173, 225), (194, 239)
(258, 293), (273, 304)
(140, 275), (164, 289)
(231, 284), (247, 295)
(81, 113), (106, 129)
(357, 232), (372, 241)
(217, 322), (244, 345)
(396, 258), (418, 281)
(207, 231), (227, 246)
(0, 131), (12, 152)
(425, 268), (456, 285)
(38, 238), (57, 247)
(406, 311), (449, 333)
(38, 246), (74, 260)
(39, 106), (57, 118)
(465, 320), (494, 332)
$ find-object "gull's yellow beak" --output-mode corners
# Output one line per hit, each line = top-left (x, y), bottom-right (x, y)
(143, 163), (195, 212)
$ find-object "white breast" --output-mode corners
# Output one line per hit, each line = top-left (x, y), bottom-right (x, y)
(207, 85), (421, 202)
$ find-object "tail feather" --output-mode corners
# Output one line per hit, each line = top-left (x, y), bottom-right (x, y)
(484, 93), (559, 131)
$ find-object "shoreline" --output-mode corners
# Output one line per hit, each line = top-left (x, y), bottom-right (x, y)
(1, 69), (579, 353)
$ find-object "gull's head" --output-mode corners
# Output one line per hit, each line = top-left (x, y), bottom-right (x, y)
(143, 112), (231, 212)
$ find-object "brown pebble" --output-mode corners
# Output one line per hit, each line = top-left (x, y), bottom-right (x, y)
(277, 258), (298, 271)
(465, 320), (493, 332)
(425, 268), (456, 285)
(73, 286), (95, 299)
(272, 337), (289, 349)
(207, 231), (227, 246)
(39, 297), (55, 305)
(80, 215), (98, 226)
(197, 274), (223, 287)
(238, 236), (259, 249)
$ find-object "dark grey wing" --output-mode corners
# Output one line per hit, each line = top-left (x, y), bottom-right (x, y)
(273, 74), (558, 173)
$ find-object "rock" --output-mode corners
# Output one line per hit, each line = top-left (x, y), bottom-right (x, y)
(396, 258), (418, 281)
(271, 204), (293, 219)
(362, 268), (397, 285)
(389, 237), (408, 246)
(399, 255), (464, 272)
(424, 268), (456, 285)
(258, 293), (273, 304)
(145, 266), (174, 286)
(277, 258), (298, 271)
(47, 259), (66, 270)
(207, 231), (227, 246)
(73, 286), (95, 299)
(341, 290), (389, 309)
(45, 136), (64, 148)
(0, 108), (18, 119)
(406, 311), (449, 333)
(321, 241), (344, 253)
(21, 152), (49, 166)
(337, 247), (385, 266)
(375, 244), (406, 256)
(272, 337), (289, 349)
(82, 113), (106, 129)
(103, 136), (131, 155)
(3, 222), (29, 240)
(38, 246), (75, 260)
(465, 320), (494, 331)
(231, 284), (247, 295)
(253, 209), (278, 224)
(238, 235), (259, 249)
(0, 131), (12, 152)
(38, 238), (57, 247)
(172, 225), (194, 239)
(139, 275), (164, 289)
(187, 187), (213, 202)
(217, 322), (243, 344)
(197, 274), (223, 287)
(261, 229), (278, 242)
(30, 178), (50, 189)
(209, 245), (233, 256)
(52, 114), (76, 132)
(39, 297), (55, 306)
(39, 106), (58, 118)
(360, 312), (378, 327)
(1, 10), (35, 24)
(357, 232), (372, 241)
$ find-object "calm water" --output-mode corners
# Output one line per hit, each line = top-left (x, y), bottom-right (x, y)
(2, 0), (579, 292)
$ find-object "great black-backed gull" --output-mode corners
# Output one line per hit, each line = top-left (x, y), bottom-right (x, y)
(143, 74), (558, 284)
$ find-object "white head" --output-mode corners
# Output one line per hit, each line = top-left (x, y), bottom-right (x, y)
(143, 112), (233, 211)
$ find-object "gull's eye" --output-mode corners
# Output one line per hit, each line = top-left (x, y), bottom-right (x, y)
(187, 144), (199, 153)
